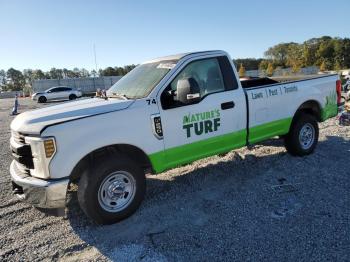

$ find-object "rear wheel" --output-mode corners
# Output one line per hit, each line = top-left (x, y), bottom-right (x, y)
(78, 154), (146, 224)
(69, 94), (77, 100)
(38, 96), (47, 103)
(284, 113), (319, 156)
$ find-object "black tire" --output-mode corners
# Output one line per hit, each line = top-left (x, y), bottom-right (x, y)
(38, 96), (47, 103)
(69, 94), (77, 100)
(284, 113), (319, 156)
(78, 154), (146, 224)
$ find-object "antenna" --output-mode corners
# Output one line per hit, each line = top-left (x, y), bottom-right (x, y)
(93, 44), (98, 76)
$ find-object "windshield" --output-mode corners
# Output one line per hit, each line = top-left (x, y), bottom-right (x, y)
(107, 60), (177, 99)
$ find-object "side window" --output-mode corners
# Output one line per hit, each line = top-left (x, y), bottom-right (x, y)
(161, 58), (226, 109)
(62, 87), (71, 91)
(49, 88), (59, 93)
(170, 58), (225, 97)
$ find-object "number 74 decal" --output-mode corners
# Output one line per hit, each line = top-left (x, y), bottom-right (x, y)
(146, 99), (157, 105)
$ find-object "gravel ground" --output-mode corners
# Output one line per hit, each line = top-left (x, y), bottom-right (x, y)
(0, 97), (349, 262)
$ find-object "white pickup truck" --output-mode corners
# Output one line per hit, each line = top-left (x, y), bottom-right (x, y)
(10, 51), (341, 224)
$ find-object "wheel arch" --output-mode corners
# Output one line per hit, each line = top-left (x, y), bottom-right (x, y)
(69, 144), (153, 182)
(293, 100), (322, 122)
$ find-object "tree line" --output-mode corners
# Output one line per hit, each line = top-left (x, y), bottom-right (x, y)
(2, 36), (350, 92)
(0, 65), (136, 92)
(234, 36), (350, 76)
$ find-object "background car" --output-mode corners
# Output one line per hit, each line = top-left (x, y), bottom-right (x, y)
(31, 86), (83, 103)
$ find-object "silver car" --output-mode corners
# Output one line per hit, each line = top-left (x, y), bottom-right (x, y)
(32, 86), (82, 103)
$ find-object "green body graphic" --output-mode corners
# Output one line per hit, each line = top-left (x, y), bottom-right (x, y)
(150, 117), (292, 173)
(183, 109), (221, 138)
(321, 91), (338, 121)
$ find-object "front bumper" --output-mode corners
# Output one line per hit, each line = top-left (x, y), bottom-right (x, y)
(10, 160), (69, 208)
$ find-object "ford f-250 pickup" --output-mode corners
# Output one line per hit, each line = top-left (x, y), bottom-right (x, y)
(10, 50), (341, 224)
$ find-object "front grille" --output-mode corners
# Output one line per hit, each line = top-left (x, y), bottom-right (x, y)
(12, 160), (31, 177)
(12, 131), (25, 145)
(11, 131), (34, 170)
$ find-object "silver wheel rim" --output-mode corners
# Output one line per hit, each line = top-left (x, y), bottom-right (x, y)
(98, 171), (136, 212)
(299, 123), (315, 150)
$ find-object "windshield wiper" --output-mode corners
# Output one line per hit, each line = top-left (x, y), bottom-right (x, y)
(108, 93), (129, 100)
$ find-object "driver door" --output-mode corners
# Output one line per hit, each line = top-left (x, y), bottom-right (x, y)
(158, 56), (247, 170)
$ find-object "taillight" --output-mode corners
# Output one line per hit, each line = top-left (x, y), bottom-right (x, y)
(336, 80), (342, 105)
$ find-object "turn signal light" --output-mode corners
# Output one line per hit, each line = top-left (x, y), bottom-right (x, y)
(44, 139), (55, 158)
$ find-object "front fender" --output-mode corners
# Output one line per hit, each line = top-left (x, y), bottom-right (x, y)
(42, 101), (162, 179)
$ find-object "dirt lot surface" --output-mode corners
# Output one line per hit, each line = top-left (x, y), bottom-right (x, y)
(0, 97), (349, 261)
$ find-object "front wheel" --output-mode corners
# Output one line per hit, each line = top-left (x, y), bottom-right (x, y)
(69, 94), (77, 100)
(284, 113), (319, 156)
(38, 96), (47, 103)
(78, 154), (146, 224)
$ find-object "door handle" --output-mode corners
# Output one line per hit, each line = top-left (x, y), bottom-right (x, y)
(221, 101), (235, 110)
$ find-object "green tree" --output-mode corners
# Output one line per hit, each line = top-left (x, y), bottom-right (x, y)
(33, 69), (45, 80)
(72, 68), (81, 78)
(319, 60), (327, 71)
(264, 43), (293, 67)
(101, 67), (117, 76)
(263, 36), (350, 72)
(267, 62), (274, 76)
(49, 68), (64, 79)
(124, 64), (136, 74)
(90, 69), (98, 77)
(342, 38), (350, 68)
(287, 43), (303, 73)
(6, 68), (25, 91)
(23, 69), (35, 85)
(315, 36), (335, 68)
(0, 69), (6, 90)
(80, 68), (90, 77)
(234, 58), (264, 70)
(62, 68), (77, 78)
(238, 63), (246, 77)
(259, 60), (269, 71)
(115, 67), (125, 75)
(334, 60), (342, 71)
(302, 38), (320, 66)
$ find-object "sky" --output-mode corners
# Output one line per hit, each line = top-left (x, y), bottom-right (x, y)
(0, 0), (348, 71)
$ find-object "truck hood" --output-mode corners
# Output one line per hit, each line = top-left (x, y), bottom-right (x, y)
(11, 98), (133, 134)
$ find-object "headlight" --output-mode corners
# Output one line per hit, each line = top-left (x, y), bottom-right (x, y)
(25, 136), (56, 179)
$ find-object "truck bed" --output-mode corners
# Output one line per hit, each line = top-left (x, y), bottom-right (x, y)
(240, 74), (335, 89)
(243, 74), (338, 144)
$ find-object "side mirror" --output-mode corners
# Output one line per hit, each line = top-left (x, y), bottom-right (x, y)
(176, 78), (200, 104)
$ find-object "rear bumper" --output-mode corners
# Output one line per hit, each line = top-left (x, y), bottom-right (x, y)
(10, 160), (69, 208)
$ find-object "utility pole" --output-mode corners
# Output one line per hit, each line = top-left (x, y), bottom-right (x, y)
(93, 44), (98, 77)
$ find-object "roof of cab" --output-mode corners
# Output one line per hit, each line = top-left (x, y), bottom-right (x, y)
(143, 50), (225, 64)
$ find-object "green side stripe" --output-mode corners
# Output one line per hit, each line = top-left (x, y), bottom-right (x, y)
(149, 117), (293, 174)
(248, 117), (292, 144)
(149, 129), (247, 173)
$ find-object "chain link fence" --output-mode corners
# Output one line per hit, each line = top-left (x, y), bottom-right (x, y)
(32, 76), (122, 94)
